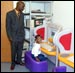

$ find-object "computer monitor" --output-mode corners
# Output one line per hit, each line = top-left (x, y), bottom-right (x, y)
(34, 19), (43, 27)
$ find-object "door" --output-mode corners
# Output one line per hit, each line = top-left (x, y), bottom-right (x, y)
(1, 1), (13, 62)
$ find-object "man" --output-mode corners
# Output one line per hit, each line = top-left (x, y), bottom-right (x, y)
(6, 1), (25, 70)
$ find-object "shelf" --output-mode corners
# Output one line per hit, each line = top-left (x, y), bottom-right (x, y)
(24, 13), (30, 15)
(31, 1), (52, 3)
(22, 48), (27, 50)
(31, 13), (52, 16)
(23, 1), (53, 50)
(24, 27), (30, 30)
(24, 39), (30, 43)
(24, 13), (52, 16)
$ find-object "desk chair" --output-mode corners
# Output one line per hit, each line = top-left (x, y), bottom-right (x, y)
(52, 66), (66, 72)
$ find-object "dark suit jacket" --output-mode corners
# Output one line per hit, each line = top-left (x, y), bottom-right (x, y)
(6, 9), (25, 41)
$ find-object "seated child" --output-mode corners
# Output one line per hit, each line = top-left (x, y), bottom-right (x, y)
(31, 35), (47, 62)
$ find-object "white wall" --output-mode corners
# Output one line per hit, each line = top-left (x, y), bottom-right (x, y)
(52, 1), (74, 30)
(13, 1), (18, 8)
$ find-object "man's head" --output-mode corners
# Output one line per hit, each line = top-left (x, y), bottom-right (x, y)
(16, 1), (25, 12)
(35, 35), (42, 44)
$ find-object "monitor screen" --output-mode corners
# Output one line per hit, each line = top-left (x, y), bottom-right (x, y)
(34, 19), (43, 27)
(51, 31), (55, 37)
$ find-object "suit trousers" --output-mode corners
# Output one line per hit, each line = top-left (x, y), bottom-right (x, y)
(11, 41), (23, 66)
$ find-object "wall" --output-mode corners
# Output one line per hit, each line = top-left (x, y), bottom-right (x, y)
(52, 1), (74, 30)
(52, 1), (74, 53)
(1, 1), (13, 62)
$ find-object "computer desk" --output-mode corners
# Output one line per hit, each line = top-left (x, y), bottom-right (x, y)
(40, 43), (74, 69)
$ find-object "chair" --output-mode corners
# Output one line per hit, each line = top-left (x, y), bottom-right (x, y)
(52, 66), (66, 72)
(24, 50), (48, 72)
(53, 29), (74, 56)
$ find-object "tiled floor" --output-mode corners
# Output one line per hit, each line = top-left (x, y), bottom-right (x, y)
(1, 59), (55, 72)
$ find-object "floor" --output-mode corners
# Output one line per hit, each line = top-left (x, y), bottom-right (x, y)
(1, 59), (55, 72)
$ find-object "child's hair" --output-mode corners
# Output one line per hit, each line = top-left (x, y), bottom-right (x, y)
(35, 35), (42, 41)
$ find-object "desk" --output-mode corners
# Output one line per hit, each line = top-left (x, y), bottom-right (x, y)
(41, 42), (56, 56)
(58, 54), (74, 68)
(41, 48), (56, 56)
(58, 54), (74, 72)
(40, 43), (74, 70)
(40, 43), (57, 64)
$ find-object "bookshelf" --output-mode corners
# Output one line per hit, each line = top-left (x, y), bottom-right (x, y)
(23, 1), (53, 50)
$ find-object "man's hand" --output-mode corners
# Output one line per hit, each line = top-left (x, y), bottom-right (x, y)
(9, 37), (12, 41)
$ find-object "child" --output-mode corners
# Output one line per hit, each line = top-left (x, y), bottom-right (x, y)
(31, 35), (47, 62)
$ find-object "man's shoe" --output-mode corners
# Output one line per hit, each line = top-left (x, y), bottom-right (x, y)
(10, 65), (15, 70)
(15, 61), (25, 66)
(19, 62), (25, 66)
(15, 61), (19, 65)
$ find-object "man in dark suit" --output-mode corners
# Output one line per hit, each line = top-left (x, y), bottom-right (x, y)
(6, 1), (25, 70)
